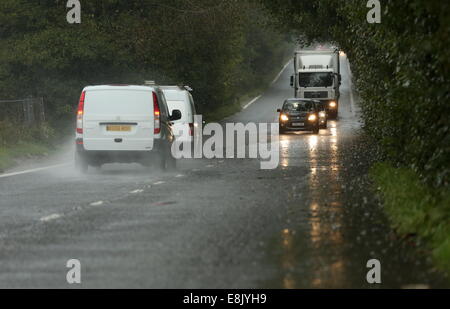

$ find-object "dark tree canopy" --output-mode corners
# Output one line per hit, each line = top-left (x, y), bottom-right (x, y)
(261, 0), (450, 188)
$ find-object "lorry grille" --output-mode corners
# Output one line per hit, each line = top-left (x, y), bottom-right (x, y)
(304, 91), (328, 99)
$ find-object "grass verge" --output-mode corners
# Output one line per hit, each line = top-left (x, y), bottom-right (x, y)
(0, 142), (51, 172)
(371, 163), (450, 274)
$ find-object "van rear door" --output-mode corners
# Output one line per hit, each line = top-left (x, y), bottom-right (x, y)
(83, 88), (154, 151)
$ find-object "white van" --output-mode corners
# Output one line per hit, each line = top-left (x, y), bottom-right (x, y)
(74, 85), (181, 173)
(160, 86), (197, 144)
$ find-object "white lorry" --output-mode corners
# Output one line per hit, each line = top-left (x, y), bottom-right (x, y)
(290, 49), (341, 119)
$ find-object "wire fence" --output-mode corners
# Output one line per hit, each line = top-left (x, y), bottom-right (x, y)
(0, 97), (46, 125)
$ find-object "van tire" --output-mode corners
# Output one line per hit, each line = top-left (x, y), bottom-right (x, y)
(75, 152), (88, 174)
(166, 154), (177, 171)
(152, 152), (166, 171)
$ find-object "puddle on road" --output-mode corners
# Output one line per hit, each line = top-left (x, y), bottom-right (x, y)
(263, 121), (449, 288)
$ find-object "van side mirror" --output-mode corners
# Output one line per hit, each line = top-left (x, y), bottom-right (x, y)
(170, 109), (182, 121)
(277, 108), (281, 113)
(290, 75), (294, 87)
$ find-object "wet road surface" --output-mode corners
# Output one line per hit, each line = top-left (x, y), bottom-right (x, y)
(0, 56), (448, 288)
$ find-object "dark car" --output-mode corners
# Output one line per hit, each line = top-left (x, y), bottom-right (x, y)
(277, 99), (320, 134)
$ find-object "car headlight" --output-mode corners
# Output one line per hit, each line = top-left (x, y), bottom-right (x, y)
(280, 114), (289, 122)
(329, 101), (337, 108)
(308, 114), (317, 121)
(319, 111), (326, 118)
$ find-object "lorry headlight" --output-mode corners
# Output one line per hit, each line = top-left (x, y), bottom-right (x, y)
(329, 101), (337, 108)
(308, 114), (317, 121)
(280, 114), (289, 122)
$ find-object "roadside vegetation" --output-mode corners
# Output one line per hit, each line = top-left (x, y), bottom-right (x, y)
(372, 163), (450, 272)
(0, 121), (55, 171)
(261, 0), (450, 273)
(0, 0), (292, 170)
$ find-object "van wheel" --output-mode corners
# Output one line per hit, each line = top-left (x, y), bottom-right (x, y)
(313, 126), (320, 135)
(166, 154), (177, 171)
(75, 152), (88, 174)
(163, 144), (177, 171)
(153, 152), (166, 171)
(91, 164), (102, 173)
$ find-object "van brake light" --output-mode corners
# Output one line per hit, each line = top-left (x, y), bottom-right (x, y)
(153, 92), (161, 134)
(76, 91), (85, 134)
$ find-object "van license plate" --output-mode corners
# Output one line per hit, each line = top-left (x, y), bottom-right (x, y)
(107, 125), (131, 132)
(292, 123), (304, 127)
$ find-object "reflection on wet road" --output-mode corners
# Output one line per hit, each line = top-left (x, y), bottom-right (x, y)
(0, 55), (448, 288)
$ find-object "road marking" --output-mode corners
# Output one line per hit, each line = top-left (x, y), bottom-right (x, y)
(271, 60), (292, 85)
(175, 174), (185, 178)
(130, 189), (144, 194)
(40, 213), (62, 222)
(242, 95), (261, 110)
(242, 60), (291, 111)
(0, 163), (70, 179)
(153, 181), (165, 185)
(90, 201), (104, 206)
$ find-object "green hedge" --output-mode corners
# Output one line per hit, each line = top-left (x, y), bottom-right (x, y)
(261, 0), (450, 189)
(0, 0), (291, 134)
(371, 163), (450, 272)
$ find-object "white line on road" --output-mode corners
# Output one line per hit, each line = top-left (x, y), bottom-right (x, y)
(242, 95), (262, 110)
(271, 60), (292, 85)
(130, 189), (144, 194)
(153, 181), (165, 185)
(242, 60), (291, 111)
(0, 163), (70, 179)
(40, 213), (62, 222)
(90, 201), (104, 206)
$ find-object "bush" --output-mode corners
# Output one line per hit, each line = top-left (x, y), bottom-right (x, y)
(0, 1), (291, 126)
(261, 0), (450, 189)
(371, 163), (450, 272)
(0, 121), (55, 147)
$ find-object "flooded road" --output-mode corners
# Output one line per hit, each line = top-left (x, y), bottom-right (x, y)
(0, 55), (447, 288)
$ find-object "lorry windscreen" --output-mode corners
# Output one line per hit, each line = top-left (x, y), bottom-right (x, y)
(299, 72), (333, 87)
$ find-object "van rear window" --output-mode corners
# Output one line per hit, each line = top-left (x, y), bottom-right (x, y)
(85, 90), (153, 114)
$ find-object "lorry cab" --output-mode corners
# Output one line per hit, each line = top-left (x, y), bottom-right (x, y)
(291, 49), (341, 119)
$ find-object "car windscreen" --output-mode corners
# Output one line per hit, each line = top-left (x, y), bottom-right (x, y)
(299, 72), (333, 87)
(283, 101), (316, 112)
